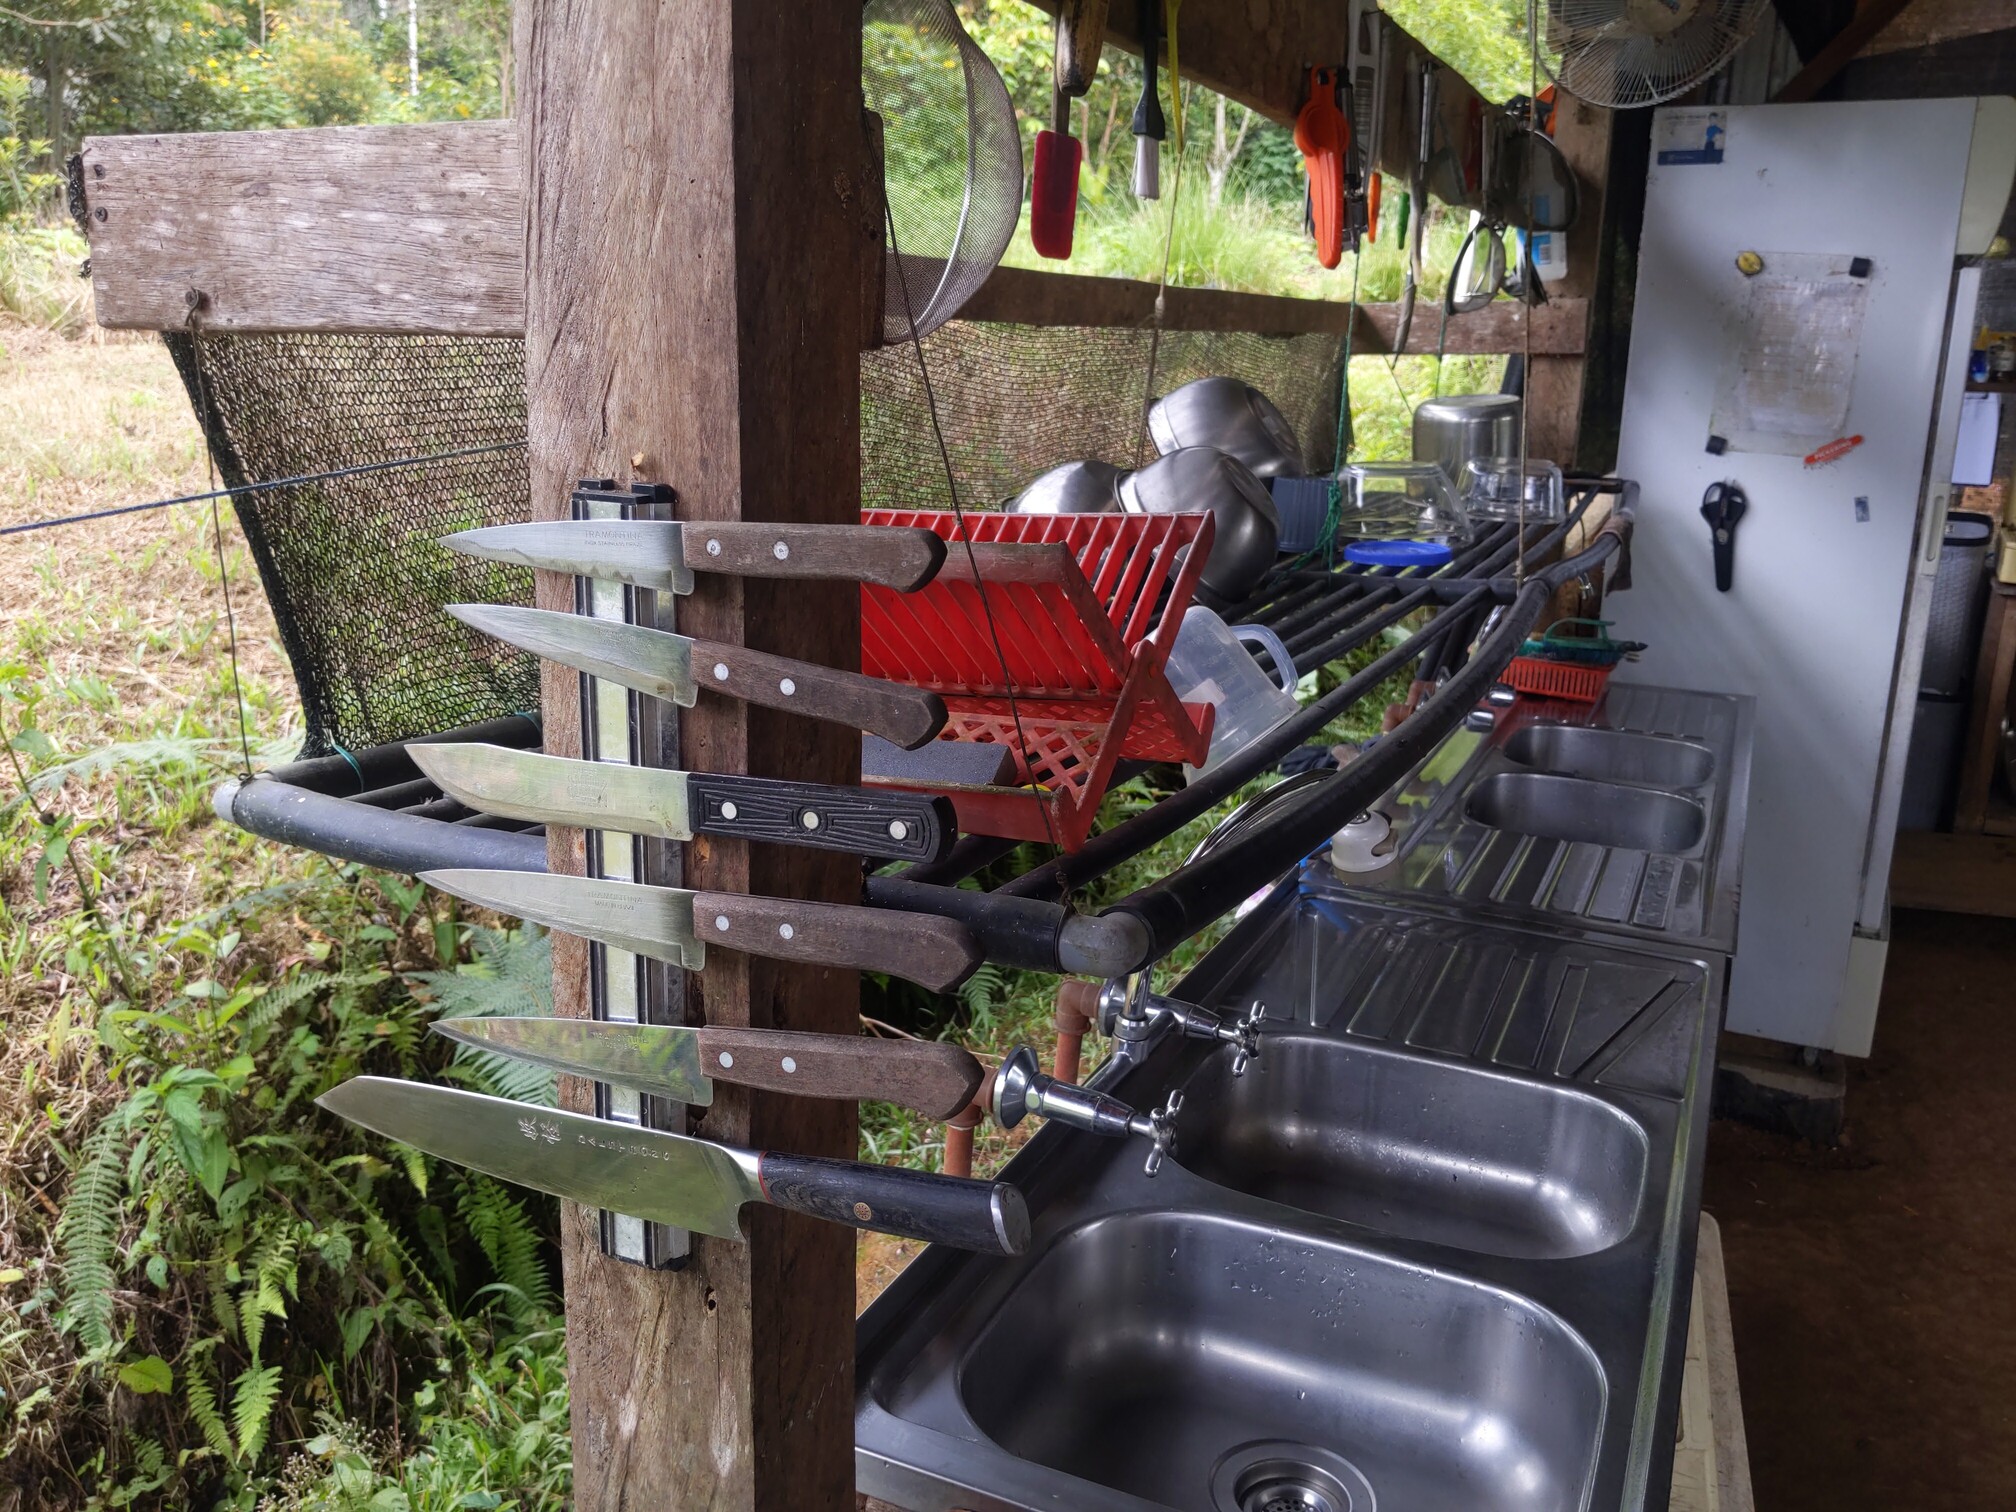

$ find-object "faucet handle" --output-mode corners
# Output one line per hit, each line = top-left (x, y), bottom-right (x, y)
(1230, 1000), (1268, 1077)
(1141, 1088), (1184, 1177)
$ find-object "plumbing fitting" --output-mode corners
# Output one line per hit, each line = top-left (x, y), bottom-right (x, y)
(1052, 979), (1098, 1085)
(990, 1046), (1184, 1176)
(1096, 975), (1268, 1074)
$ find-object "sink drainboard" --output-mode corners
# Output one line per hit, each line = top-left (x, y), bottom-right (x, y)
(1212, 1443), (1373, 1512)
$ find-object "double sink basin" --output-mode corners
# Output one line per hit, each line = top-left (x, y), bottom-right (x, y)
(857, 684), (1749, 1512)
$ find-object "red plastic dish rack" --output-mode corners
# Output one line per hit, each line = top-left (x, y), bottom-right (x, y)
(859, 510), (1216, 851)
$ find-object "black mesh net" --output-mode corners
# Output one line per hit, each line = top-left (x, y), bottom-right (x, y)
(171, 321), (1345, 758)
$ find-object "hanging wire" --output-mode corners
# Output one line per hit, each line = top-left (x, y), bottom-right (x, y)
(1515, 0), (1544, 584)
(183, 297), (257, 779)
(884, 204), (1066, 871)
(0, 440), (528, 539)
(1134, 76), (1193, 470)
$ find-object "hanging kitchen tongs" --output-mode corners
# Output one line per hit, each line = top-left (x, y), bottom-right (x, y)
(1393, 58), (1434, 354)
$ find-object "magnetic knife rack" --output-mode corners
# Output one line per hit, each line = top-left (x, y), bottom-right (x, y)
(218, 476), (1636, 1186)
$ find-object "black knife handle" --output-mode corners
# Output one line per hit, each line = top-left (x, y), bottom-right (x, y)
(686, 773), (955, 862)
(756, 1152), (1029, 1255)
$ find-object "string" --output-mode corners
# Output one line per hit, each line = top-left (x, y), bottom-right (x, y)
(1516, 0), (1542, 585)
(884, 207), (1065, 873)
(183, 296), (256, 780)
(1134, 78), (1192, 470)
(0, 440), (528, 538)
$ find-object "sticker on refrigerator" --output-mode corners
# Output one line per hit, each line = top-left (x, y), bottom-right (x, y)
(1655, 111), (1726, 166)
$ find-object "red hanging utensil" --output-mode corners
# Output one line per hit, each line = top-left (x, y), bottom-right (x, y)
(1295, 66), (1350, 270)
(1030, 91), (1083, 260)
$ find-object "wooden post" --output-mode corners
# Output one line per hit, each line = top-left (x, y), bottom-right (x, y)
(518, 0), (872, 1505)
(1526, 95), (1611, 468)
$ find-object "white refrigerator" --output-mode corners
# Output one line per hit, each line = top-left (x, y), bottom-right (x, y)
(1611, 97), (2016, 1055)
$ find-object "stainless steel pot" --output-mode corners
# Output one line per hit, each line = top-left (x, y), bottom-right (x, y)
(1412, 394), (1521, 485)
(1147, 378), (1304, 479)
(1118, 446), (1280, 602)
(1006, 459), (1124, 515)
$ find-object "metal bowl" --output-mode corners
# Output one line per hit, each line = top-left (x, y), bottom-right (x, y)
(1147, 377), (1304, 479)
(1006, 459), (1124, 515)
(1118, 446), (1281, 602)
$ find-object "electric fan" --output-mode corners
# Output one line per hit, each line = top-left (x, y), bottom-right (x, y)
(1539, 0), (1770, 109)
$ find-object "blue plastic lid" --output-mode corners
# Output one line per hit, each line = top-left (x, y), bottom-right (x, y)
(1344, 539), (1453, 568)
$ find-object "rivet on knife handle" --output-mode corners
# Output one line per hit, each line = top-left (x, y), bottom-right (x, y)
(687, 637), (948, 751)
(693, 891), (983, 993)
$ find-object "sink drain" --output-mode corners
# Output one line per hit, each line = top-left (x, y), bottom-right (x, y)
(1209, 1442), (1374, 1512)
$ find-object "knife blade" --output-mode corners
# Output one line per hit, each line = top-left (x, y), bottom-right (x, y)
(409, 742), (956, 863)
(449, 603), (949, 751)
(419, 868), (985, 993)
(442, 519), (948, 596)
(318, 1077), (1027, 1254)
(430, 1018), (985, 1120)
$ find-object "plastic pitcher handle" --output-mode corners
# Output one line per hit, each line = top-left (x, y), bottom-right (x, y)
(1231, 624), (1297, 694)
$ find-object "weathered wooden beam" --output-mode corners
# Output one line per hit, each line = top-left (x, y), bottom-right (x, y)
(76, 127), (1577, 355)
(519, 0), (867, 1504)
(1773, 0), (1922, 103)
(78, 122), (524, 336)
(968, 265), (1587, 353)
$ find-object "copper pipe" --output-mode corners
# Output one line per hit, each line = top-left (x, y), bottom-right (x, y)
(941, 1094), (986, 1179)
(1054, 979), (1099, 1085)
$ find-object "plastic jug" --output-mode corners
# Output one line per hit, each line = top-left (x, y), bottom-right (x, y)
(1163, 606), (1300, 782)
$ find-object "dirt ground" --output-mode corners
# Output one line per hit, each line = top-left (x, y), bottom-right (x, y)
(1705, 907), (2016, 1509)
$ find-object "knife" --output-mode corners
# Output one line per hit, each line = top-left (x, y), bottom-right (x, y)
(409, 742), (956, 863)
(449, 603), (949, 751)
(419, 868), (985, 993)
(318, 1077), (1027, 1255)
(443, 519), (949, 596)
(431, 1018), (985, 1120)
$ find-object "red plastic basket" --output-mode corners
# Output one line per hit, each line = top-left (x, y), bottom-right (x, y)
(859, 510), (1216, 850)
(1503, 655), (1616, 704)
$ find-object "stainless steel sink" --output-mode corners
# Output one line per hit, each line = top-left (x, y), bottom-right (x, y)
(1172, 1032), (1648, 1259)
(1343, 682), (1753, 952)
(1466, 771), (1707, 854)
(1504, 725), (1715, 790)
(856, 885), (1727, 1512)
(958, 1210), (1607, 1512)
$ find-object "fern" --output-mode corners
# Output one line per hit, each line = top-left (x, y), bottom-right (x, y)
(182, 1344), (235, 1461)
(56, 1107), (132, 1353)
(456, 1175), (555, 1323)
(956, 961), (1006, 1018)
(230, 1362), (282, 1461)
(240, 1228), (298, 1363)
(415, 926), (558, 1105)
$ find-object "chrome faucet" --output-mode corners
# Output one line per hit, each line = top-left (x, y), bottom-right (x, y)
(991, 1046), (1184, 1175)
(1096, 974), (1268, 1074)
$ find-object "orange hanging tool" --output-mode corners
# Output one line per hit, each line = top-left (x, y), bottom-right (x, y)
(1296, 66), (1350, 270)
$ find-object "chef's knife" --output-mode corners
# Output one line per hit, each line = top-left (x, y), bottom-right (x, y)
(443, 519), (948, 596)
(318, 1077), (1027, 1254)
(419, 868), (984, 993)
(450, 603), (949, 751)
(409, 742), (955, 862)
(431, 1018), (985, 1120)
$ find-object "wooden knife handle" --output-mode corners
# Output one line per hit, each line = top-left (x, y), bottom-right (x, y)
(691, 892), (983, 993)
(685, 524), (946, 593)
(685, 638), (948, 750)
(757, 1152), (1029, 1255)
(695, 1029), (982, 1119)
(685, 773), (955, 862)
(1053, 0), (1110, 96)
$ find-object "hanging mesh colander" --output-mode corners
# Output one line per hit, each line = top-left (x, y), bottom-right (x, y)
(863, 0), (1024, 343)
